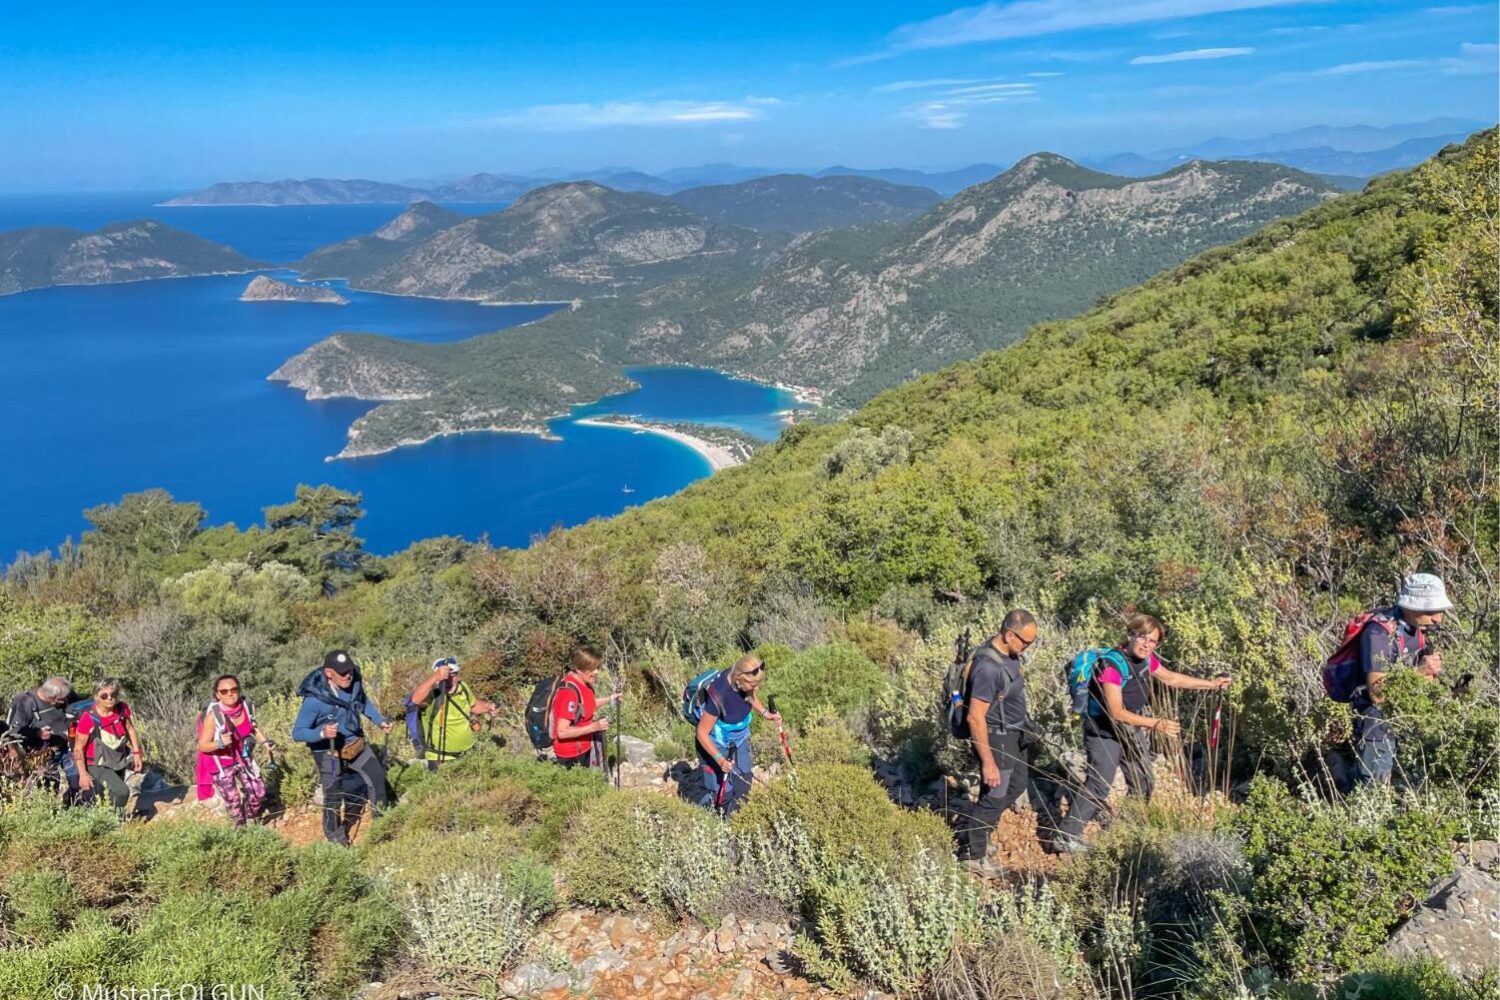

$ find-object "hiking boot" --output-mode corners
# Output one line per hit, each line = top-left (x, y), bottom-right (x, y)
(961, 857), (1003, 879)
(1053, 835), (1088, 855)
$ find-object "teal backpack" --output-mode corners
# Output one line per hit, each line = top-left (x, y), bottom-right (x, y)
(681, 669), (727, 724)
(1066, 648), (1132, 716)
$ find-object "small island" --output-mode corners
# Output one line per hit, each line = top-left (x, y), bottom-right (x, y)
(241, 275), (348, 305)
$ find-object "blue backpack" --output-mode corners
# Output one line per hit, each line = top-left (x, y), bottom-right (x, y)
(1066, 648), (1132, 716)
(681, 669), (726, 724)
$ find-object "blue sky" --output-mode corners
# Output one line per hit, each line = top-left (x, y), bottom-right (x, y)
(1, 0), (1494, 189)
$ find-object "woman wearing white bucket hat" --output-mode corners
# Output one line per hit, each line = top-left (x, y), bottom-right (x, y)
(1347, 573), (1452, 786)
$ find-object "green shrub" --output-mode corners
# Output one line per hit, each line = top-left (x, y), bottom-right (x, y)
(367, 745), (606, 858)
(135, 821), (293, 899)
(0, 910), (136, 997)
(254, 692), (318, 809)
(1325, 958), (1498, 1000)
(793, 706), (874, 767)
(802, 847), (979, 995)
(759, 642), (886, 733)
(400, 870), (547, 984)
(1382, 669), (1499, 799)
(560, 791), (731, 919)
(0, 796), (140, 906)
(1, 868), (79, 945)
(732, 764), (951, 874)
(1232, 778), (1460, 981)
(126, 891), (302, 996)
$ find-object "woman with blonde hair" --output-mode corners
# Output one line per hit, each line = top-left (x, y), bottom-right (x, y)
(694, 654), (781, 816)
(73, 678), (144, 811)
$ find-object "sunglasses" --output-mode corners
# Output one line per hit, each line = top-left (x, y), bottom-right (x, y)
(1004, 629), (1037, 650)
(742, 664), (766, 677)
(217, 686), (240, 695)
(96, 692), (118, 702)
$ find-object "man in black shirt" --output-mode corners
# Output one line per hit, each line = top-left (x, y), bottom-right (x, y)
(6, 676), (84, 795)
(952, 609), (1038, 877)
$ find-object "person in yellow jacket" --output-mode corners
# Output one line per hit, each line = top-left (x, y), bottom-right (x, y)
(407, 658), (498, 766)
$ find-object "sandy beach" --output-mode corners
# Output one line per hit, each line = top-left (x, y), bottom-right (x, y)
(573, 417), (744, 472)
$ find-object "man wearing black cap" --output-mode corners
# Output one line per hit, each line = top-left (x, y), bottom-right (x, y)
(292, 650), (394, 845)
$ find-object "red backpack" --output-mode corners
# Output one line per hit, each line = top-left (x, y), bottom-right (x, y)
(1322, 608), (1423, 703)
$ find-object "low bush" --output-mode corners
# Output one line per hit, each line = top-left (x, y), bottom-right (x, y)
(1231, 778), (1460, 982)
(793, 706), (873, 767)
(732, 763), (950, 874)
(134, 821), (293, 899)
(759, 642), (886, 734)
(254, 692), (318, 809)
(1381, 669), (1499, 799)
(560, 791), (731, 919)
(1, 868), (79, 946)
(399, 870), (547, 986)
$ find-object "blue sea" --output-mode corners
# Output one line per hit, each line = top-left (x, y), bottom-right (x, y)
(0, 194), (796, 558)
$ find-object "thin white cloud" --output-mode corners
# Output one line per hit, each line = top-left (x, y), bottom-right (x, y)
(1424, 5), (1489, 14)
(1311, 59), (1428, 76)
(902, 80), (1040, 128)
(1028, 70), (1066, 77)
(486, 100), (767, 131)
(1442, 41), (1499, 74)
(872, 77), (991, 92)
(1131, 46), (1255, 64)
(887, 0), (1315, 52)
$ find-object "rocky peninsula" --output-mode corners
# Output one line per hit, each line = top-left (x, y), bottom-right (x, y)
(240, 275), (348, 305)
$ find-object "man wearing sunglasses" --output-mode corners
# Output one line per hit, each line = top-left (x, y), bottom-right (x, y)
(952, 609), (1038, 878)
(407, 656), (498, 767)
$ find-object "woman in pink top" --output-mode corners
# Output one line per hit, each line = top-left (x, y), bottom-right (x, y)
(73, 678), (143, 811)
(196, 674), (269, 825)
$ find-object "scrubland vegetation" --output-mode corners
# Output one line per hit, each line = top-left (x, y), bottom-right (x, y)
(0, 133), (1494, 998)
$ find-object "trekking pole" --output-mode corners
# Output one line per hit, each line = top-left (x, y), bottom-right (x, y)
(767, 695), (796, 779)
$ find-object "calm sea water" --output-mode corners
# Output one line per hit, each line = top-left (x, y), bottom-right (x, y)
(0, 195), (795, 557)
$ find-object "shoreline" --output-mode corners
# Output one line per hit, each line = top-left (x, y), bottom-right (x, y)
(572, 417), (743, 472)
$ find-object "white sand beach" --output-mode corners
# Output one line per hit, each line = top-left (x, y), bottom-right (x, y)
(573, 417), (744, 472)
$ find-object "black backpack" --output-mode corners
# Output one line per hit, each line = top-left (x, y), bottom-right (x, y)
(524, 676), (581, 751)
(941, 630), (974, 738)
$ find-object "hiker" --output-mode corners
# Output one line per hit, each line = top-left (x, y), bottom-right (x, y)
(549, 646), (621, 770)
(406, 657), (498, 767)
(5, 676), (84, 797)
(73, 678), (144, 812)
(195, 674), (269, 825)
(1056, 615), (1231, 852)
(694, 654), (780, 817)
(950, 610), (1040, 878)
(291, 650), (394, 845)
(1337, 573), (1452, 787)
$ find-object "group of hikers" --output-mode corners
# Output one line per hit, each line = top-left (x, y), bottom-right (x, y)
(1, 572), (1454, 865)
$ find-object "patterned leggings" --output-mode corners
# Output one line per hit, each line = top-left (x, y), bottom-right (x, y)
(211, 762), (266, 825)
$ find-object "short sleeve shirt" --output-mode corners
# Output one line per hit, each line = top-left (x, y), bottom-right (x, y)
(550, 675), (598, 761)
(1352, 613), (1423, 711)
(76, 703), (132, 767)
(965, 645), (1027, 732)
(703, 674), (754, 749)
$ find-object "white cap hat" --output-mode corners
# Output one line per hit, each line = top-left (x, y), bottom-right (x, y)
(1397, 573), (1453, 612)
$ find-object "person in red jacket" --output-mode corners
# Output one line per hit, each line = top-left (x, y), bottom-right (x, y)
(550, 646), (621, 769)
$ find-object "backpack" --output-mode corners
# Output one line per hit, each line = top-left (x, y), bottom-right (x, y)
(1066, 648), (1132, 716)
(407, 682), (475, 757)
(1322, 609), (1423, 703)
(681, 669), (727, 725)
(941, 631), (974, 737)
(197, 699), (258, 760)
(524, 676), (582, 751)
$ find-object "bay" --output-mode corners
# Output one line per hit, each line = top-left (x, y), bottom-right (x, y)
(0, 197), (796, 558)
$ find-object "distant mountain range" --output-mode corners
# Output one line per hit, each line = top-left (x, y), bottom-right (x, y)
(1084, 118), (1487, 181)
(667, 174), (942, 232)
(0, 220), (263, 296)
(162, 117), (1487, 210)
(270, 153), (1338, 458)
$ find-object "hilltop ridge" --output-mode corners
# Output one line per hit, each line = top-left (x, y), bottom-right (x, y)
(0, 220), (264, 295)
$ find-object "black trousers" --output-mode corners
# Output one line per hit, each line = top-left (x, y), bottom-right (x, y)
(1059, 728), (1154, 840)
(953, 731), (1029, 861)
(316, 747), (388, 844)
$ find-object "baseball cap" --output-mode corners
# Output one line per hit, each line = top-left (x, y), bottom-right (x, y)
(323, 650), (357, 676)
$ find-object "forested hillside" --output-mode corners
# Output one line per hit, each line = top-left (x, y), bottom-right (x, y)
(1, 133), (1493, 999)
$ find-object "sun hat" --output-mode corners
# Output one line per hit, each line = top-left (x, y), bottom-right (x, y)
(1397, 573), (1454, 613)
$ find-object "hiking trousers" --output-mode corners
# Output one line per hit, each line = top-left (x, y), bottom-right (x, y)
(699, 739), (752, 817)
(86, 764), (130, 810)
(953, 731), (1026, 862)
(1059, 729), (1154, 840)
(1352, 705), (1395, 786)
(315, 748), (387, 845)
